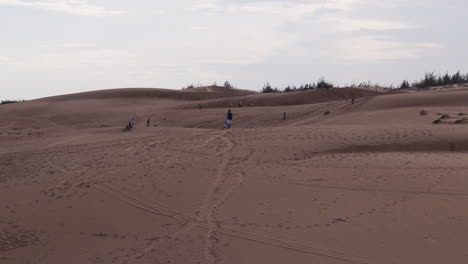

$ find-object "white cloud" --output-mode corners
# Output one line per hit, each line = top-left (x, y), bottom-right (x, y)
(334, 36), (442, 62)
(0, 0), (125, 16)
(61, 42), (96, 48)
(10, 49), (139, 71)
(197, 0), (363, 17)
(151, 9), (165, 15)
(0, 56), (11, 65)
(175, 25), (295, 65)
(197, 0), (218, 11)
(324, 17), (418, 31)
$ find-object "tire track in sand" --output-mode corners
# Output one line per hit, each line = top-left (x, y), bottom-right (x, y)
(94, 183), (381, 264)
(107, 130), (233, 263)
(93, 130), (381, 264)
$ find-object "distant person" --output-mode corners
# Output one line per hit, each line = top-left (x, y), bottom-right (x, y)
(131, 118), (136, 128)
(351, 97), (355, 104)
(146, 118), (150, 127)
(281, 112), (287, 120)
(226, 109), (233, 128)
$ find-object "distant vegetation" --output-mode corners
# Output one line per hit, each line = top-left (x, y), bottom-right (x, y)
(260, 83), (280, 93)
(223, 81), (235, 89)
(1, 100), (24, 105)
(401, 71), (468, 89)
(262, 78), (335, 93)
(260, 71), (468, 93)
(182, 81), (237, 90)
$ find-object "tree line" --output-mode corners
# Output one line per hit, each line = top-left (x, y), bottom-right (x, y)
(400, 71), (468, 89)
(1, 100), (24, 105)
(183, 81), (235, 90)
(261, 78), (334, 93)
(260, 71), (468, 93)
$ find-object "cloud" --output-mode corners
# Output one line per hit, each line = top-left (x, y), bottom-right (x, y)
(324, 17), (418, 31)
(10, 49), (139, 71)
(60, 42), (96, 48)
(334, 36), (442, 62)
(197, 0), (362, 16)
(151, 9), (165, 15)
(0, 0), (126, 16)
(0, 56), (11, 65)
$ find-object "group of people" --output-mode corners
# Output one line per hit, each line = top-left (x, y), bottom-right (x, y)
(126, 118), (157, 129)
(126, 109), (287, 130)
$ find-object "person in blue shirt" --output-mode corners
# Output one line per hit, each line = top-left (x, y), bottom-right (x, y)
(226, 110), (233, 128)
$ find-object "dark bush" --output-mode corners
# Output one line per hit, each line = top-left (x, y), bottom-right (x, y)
(182, 84), (195, 90)
(400, 80), (410, 89)
(261, 83), (280, 93)
(316, 78), (334, 90)
(223, 81), (235, 88)
(410, 71), (468, 89)
(1, 100), (24, 105)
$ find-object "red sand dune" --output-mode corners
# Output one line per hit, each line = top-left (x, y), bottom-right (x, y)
(1, 86), (468, 264)
(180, 87), (380, 109)
(38, 86), (257, 102)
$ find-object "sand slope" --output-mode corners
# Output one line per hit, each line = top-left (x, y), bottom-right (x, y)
(37, 86), (257, 102)
(1, 86), (468, 264)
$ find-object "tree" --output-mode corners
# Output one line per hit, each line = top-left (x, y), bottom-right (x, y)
(182, 84), (195, 90)
(1, 100), (23, 105)
(400, 80), (410, 89)
(223, 81), (234, 88)
(451, 71), (462, 84)
(316, 78), (334, 90)
(284, 85), (293, 92)
(442, 73), (451, 84)
(261, 82), (279, 93)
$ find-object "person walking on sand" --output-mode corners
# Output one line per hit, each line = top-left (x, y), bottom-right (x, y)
(131, 118), (136, 128)
(226, 109), (233, 128)
(146, 118), (150, 127)
(281, 112), (287, 120)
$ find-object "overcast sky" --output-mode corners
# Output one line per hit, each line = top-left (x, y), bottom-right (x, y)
(1, 0), (467, 100)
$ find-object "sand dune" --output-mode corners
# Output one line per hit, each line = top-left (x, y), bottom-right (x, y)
(1, 86), (468, 264)
(38, 86), (257, 102)
(180, 87), (380, 109)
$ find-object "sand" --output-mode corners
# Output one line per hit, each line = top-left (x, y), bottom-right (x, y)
(1, 86), (468, 264)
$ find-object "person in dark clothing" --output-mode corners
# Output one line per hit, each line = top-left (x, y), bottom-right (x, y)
(281, 112), (287, 120)
(226, 109), (233, 128)
(146, 118), (150, 127)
